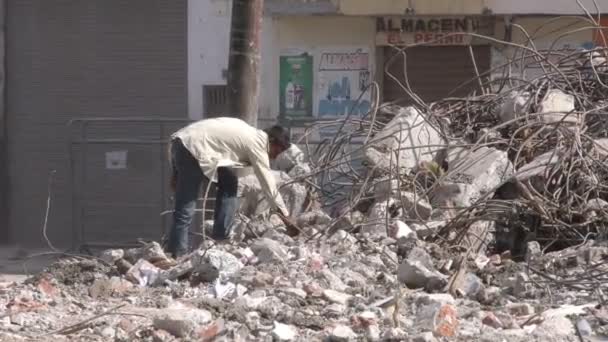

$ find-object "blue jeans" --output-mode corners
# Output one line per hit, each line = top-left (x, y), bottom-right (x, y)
(168, 139), (239, 257)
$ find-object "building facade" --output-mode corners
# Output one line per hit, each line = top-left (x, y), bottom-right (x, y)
(1, 0), (606, 248)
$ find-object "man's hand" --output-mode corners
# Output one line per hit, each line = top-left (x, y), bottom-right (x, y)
(276, 211), (301, 237)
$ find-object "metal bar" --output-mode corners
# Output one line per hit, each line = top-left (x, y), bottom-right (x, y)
(227, 0), (264, 125)
(80, 121), (89, 251)
(0, 0), (7, 244)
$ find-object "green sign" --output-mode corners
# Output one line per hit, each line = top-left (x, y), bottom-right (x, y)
(279, 54), (313, 117)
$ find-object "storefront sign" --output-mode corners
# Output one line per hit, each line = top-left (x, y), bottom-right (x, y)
(376, 16), (494, 46)
(280, 54), (314, 117)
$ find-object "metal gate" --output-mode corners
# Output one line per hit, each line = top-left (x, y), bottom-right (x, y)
(383, 46), (492, 105)
(68, 118), (216, 252)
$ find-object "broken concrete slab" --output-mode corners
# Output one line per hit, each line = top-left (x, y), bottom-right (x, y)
(250, 238), (289, 263)
(399, 191), (433, 220)
(238, 171), (307, 217)
(152, 306), (213, 338)
(272, 321), (298, 341)
(271, 144), (305, 174)
(431, 147), (514, 208)
(398, 259), (448, 291)
(539, 89), (579, 125)
(191, 249), (243, 282)
(364, 105), (444, 172)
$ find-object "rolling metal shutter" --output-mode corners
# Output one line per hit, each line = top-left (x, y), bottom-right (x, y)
(383, 46), (491, 105)
(6, 0), (187, 247)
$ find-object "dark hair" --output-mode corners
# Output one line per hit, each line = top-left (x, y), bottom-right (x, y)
(265, 125), (291, 150)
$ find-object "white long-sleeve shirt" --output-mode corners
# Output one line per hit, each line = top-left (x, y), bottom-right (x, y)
(171, 117), (289, 216)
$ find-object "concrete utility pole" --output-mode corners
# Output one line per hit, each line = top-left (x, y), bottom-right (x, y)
(226, 0), (264, 126)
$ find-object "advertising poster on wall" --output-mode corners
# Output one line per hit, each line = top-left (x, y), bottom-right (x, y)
(317, 47), (372, 118)
(279, 54), (313, 117)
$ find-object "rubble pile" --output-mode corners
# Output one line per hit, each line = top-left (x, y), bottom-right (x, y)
(6, 22), (608, 342)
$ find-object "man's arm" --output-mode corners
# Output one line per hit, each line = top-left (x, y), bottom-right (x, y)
(248, 146), (290, 217)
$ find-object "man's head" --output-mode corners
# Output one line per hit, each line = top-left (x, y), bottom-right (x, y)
(265, 125), (291, 159)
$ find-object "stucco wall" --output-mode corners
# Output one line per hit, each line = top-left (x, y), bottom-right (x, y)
(188, 0), (278, 125)
(489, 0), (608, 15)
(491, 16), (596, 82)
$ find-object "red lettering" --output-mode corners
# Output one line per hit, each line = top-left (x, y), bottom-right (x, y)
(388, 33), (405, 44)
(425, 33), (433, 42)
(414, 33), (423, 42)
(435, 33), (444, 44)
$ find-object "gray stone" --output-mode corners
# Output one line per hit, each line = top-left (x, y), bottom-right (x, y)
(411, 221), (446, 238)
(238, 171), (307, 217)
(587, 198), (608, 212)
(296, 210), (331, 227)
(99, 249), (124, 264)
(411, 332), (438, 342)
(288, 162), (312, 178)
(398, 259), (448, 291)
(452, 272), (485, 298)
(593, 138), (608, 159)
(153, 307), (213, 338)
(515, 149), (563, 182)
(499, 90), (531, 123)
(431, 147), (514, 209)
(191, 249), (243, 282)
(271, 144), (305, 173)
(389, 220), (417, 241)
(272, 321), (298, 341)
(512, 272), (531, 297)
(323, 289), (353, 305)
(364, 106), (444, 172)
(539, 89), (579, 125)
(381, 328), (407, 340)
(124, 242), (167, 264)
(325, 303), (347, 316)
(399, 192), (433, 220)
(414, 293), (455, 307)
(532, 315), (576, 341)
(462, 221), (495, 254)
(526, 241), (542, 260)
(329, 324), (357, 341)
(506, 302), (535, 316)
(320, 268), (348, 292)
(373, 178), (399, 199)
(251, 238), (288, 263)
(282, 288), (307, 299)
(363, 198), (398, 235)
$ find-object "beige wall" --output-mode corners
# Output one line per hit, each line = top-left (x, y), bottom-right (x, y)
(490, 16), (596, 82)
(337, 0), (486, 16)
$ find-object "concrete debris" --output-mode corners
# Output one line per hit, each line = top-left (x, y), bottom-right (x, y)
(364, 105), (444, 172)
(152, 305), (213, 338)
(9, 50), (608, 341)
(328, 324), (357, 341)
(250, 238), (288, 263)
(322, 289), (353, 305)
(431, 147), (513, 208)
(539, 89), (579, 124)
(499, 90), (531, 123)
(271, 321), (298, 341)
(239, 171), (307, 217)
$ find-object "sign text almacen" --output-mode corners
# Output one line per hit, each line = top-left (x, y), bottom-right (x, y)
(376, 17), (493, 46)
